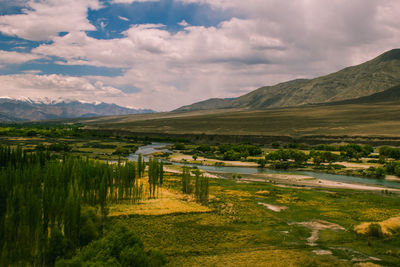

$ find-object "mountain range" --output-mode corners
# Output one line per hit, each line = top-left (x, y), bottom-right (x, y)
(176, 49), (400, 111)
(2, 49), (400, 122)
(0, 98), (154, 122)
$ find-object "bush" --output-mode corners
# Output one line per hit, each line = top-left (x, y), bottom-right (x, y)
(56, 223), (164, 266)
(266, 149), (309, 165)
(332, 164), (346, 169)
(257, 158), (266, 168)
(173, 143), (186, 150)
(223, 150), (242, 161)
(79, 207), (101, 247)
(219, 144), (262, 157)
(363, 167), (386, 179)
(271, 161), (291, 169)
(367, 223), (384, 238)
(380, 146), (400, 160)
(271, 142), (280, 148)
(195, 144), (213, 153)
(385, 161), (400, 177)
(47, 228), (71, 266)
(112, 147), (130, 156)
(48, 143), (71, 152)
(90, 143), (117, 149)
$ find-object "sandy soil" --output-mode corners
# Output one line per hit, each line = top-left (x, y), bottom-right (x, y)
(312, 250), (332, 255)
(335, 161), (375, 169)
(385, 175), (400, 182)
(257, 202), (287, 212)
(243, 173), (400, 192)
(290, 220), (344, 246)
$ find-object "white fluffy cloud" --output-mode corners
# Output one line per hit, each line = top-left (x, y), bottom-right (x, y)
(1, 0), (400, 110)
(0, 0), (101, 41)
(0, 74), (125, 102)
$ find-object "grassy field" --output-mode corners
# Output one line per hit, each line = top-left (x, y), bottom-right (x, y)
(108, 172), (400, 266)
(79, 101), (400, 145)
(2, 128), (400, 266)
(0, 134), (142, 160)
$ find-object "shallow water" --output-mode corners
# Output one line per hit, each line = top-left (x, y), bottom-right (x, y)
(128, 142), (400, 189)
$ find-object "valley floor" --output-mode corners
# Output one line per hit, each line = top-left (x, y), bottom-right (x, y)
(109, 171), (400, 266)
(81, 101), (400, 145)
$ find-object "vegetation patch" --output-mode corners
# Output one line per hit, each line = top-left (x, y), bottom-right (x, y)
(354, 216), (400, 237)
(169, 249), (342, 267)
(108, 187), (211, 216)
(359, 208), (400, 221)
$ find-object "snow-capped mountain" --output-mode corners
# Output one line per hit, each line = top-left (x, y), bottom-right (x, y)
(0, 98), (155, 122)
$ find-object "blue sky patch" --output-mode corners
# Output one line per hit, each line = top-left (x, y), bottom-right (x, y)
(0, 33), (52, 53)
(0, 56), (124, 77)
(87, 0), (235, 39)
(0, 0), (235, 78)
(0, 1), (28, 16)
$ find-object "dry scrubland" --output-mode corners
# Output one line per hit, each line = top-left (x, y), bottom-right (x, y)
(81, 101), (400, 144)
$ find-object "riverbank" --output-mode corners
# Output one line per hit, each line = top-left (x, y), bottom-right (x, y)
(165, 147), (400, 188)
(163, 164), (400, 193)
(241, 173), (400, 193)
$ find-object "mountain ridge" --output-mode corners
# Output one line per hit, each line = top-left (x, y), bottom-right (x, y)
(0, 98), (155, 122)
(175, 49), (400, 111)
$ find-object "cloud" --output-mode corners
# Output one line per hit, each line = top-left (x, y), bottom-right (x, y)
(178, 20), (189, 27)
(0, 0), (102, 41)
(111, 0), (160, 4)
(118, 16), (130, 22)
(0, 50), (43, 64)
(29, 0), (400, 110)
(1, 0), (400, 111)
(0, 74), (125, 102)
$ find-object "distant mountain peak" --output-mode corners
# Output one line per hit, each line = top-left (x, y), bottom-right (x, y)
(0, 98), (155, 122)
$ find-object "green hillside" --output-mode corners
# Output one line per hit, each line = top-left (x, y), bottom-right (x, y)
(176, 49), (400, 111)
(332, 84), (400, 104)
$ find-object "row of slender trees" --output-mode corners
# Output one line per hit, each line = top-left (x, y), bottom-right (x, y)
(181, 167), (209, 204)
(0, 145), (162, 266)
(148, 157), (164, 198)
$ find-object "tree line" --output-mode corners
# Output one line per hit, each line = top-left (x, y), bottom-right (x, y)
(0, 145), (159, 266)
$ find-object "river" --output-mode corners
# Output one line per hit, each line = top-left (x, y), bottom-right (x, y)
(128, 142), (400, 189)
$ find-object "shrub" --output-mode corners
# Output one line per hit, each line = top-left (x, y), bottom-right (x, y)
(48, 143), (71, 152)
(173, 143), (186, 150)
(367, 223), (384, 238)
(56, 223), (164, 266)
(271, 142), (280, 148)
(90, 143), (117, 149)
(79, 207), (101, 247)
(112, 147), (130, 156)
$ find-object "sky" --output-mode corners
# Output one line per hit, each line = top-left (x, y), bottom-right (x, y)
(0, 0), (399, 111)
